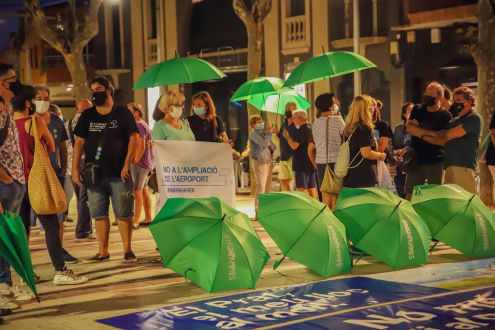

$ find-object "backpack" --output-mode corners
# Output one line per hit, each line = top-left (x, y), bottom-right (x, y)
(334, 125), (364, 178)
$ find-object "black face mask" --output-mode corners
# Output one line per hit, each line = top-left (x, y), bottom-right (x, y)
(92, 91), (108, 106)
(8, 80), (23, 96)
(285, 111), (292, 119)
(424, 95), (437, 107)
(450, 102), (465, 118)
(28, 102), (35, 116)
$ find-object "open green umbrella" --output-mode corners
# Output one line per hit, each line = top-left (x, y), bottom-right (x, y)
(149, 197), (269, 293)
(0, 211), (38, 302)
(230, 77), (285, 102)
(247, 88), (310, 115)
(334, 187), (431, 269)
(133, 57), (227, 89)
(257, 191), (351, 278)
(283, 51), (376, 88)
(412, 184), (495, 259)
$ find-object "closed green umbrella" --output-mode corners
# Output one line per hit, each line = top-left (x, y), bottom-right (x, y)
(133, 57), (227, 89)
(230, 77), (285, 102)
(149, 197), (269, 293)
(283, 51), (376, 87)
(257, 191), (351, 278)
(334, 187), (431, 269)
(412, 184), (495, 259)
(247, 88), (310, 115)
(0, 211), (38, 302)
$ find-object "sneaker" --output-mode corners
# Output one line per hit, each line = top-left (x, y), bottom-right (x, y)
(20, 272), (41, 286)
(63, 249), (78, 264)
(0, 284), (10, 296)
(53, 268), (88, 285)
(132, 225), (140, 230)
(66, 216), (74, 223)
(139, 221), (151, 227)
(10, 286), (35, 301)
(124, 252), (137, 263)
(75, 234), (97, 243)
(0, 296), (17, 310)
(83, 253), (110, 263)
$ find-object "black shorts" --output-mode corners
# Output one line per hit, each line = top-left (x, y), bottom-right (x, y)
(295, 171), (317, 189)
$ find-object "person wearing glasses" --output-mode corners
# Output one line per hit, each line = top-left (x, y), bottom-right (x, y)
(187, 91), (230, 143)
(0, 63), (22, 106)
(152, 90), (195, 141)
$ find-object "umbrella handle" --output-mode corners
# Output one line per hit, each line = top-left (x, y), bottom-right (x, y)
(184, 268), (196, 282)
(273, 257), (285, 270)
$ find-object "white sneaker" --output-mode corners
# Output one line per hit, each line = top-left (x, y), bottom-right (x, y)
(53, 268), (88, 285)
(0, 284), (10, 296)
(0, 295), (17, 310)
(10, 286), (35, 301)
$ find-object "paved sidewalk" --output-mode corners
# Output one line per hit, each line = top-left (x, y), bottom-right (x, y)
(2, 193), (492, 329)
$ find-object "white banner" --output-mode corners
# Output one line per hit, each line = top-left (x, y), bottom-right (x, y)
(153, 140), (236, 212)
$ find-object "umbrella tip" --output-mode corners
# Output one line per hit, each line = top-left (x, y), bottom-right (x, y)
(322, 45), (325, 54)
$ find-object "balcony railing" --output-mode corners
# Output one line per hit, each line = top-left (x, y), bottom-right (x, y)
(42, 54), (95, 68)
(145, 39), (158, 67)
(190, 47), (248, 73)
(282, 15), (310, 51)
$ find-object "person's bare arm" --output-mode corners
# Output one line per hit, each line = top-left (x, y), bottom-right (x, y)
(34, 117), (56, 153)
(122, 133), (139, 182)
(423, 126), (467, 146)
(377, 137), (389, 152)
(282, 129), (300, 150)
(72, 136), (85, 186)
(360, 146), (386, 161)
(59, 141), (68, 177)
(133, 137), (145, 165)
(308, 142), (317, 169)
(405, 119), (435, 138)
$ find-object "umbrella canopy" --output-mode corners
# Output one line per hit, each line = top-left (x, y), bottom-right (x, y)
(133, 57), (227, 89)
(334, 187), (431, 269)
(230, 77), (285, 102)
(257, 191), (351, 278)
(149, 197), (269, 293)
(283, 51), (376, 87)
(247, 88), (310, 115)
(0, 211), (38, 301)
(412, 184), (495, 259)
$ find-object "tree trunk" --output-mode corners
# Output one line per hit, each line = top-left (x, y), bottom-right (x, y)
(477, 0), (495, 205)
(64, 50), (91, 102)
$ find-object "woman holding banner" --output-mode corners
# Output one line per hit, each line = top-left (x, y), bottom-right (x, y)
(152, 90), (195, 142)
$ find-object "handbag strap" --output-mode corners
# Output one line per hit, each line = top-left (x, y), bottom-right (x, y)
(94, 107), (116, 166)
(325, 117), (330, 164)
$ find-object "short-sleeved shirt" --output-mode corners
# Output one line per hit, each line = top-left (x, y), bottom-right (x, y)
(343, 124), (378, 188)
(444, 111), (482, 170)
(409, 104), (452, 164)
(374, 120), (393, 141)
(277, 120), (296, 161)
(136, 120), (153, 170)
(292, 124), (314, 174)
(74, 105), (139, 179)
(152, 119), (196, 142)
(311, 116), (345, 164)
(186, 115), (225, 142)
(47, 113), (69, 175)
(486, 109), (495, 166)
(0, 112), (25, 184)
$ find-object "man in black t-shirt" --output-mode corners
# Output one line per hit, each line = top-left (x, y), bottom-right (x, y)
(283, 110), (317, 199)
(405, 82), (452, 200)
(73, 76), (139, 264)
(273, 102), (296, 191)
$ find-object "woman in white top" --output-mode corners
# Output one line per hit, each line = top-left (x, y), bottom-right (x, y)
(308, 93), (345, 209)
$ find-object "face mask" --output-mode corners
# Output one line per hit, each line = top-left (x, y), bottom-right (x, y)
(28, 102), (35, 116)
(424, 95), (437, 107)
(92, 91), (108, 106)
(450, 102), (465, 117)
(8, 80), (23, 96)
(35, 100), (49, 114)
(333, 104), (339, 114)
(285, 111), (292, 119)
(170, 106), (183, 119)
(193, 107), (205, 116)
(255, 122), (264, 130)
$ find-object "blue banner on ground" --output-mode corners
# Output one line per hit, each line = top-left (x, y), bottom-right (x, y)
(298, 286), (495, 329)
(96, 277), (447, 330)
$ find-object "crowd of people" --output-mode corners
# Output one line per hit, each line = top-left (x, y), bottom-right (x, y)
(0, 60), (488, 317)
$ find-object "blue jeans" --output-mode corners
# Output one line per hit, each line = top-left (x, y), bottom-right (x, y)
(0, 181), (26, 286)
(87, 177), (134, 220)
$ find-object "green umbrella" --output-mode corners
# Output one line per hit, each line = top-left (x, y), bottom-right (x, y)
(257, 191), (351, 278)
(412, 184), (495, 259)
(334, 187), (431, 269)
(247, 88), (310, 115)
(149, 197), (269, 293)
(283, 51), (376, 87)
(0, 211), (38, 302)
(133, 57), (227, 89)
(230, 77), (285, 102)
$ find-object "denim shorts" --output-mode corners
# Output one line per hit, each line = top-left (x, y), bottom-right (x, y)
(0, 180), (25, 214)
(87, 177), (134, 220)
(130, 164), (150, 190)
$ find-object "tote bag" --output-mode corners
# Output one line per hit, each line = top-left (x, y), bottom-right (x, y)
(320, 117), (343, 194)
(28, 117), (67, 215)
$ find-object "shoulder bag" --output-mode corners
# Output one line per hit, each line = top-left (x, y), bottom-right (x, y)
(320, 117), (343, 194)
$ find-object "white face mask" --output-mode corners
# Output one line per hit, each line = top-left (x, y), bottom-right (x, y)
(35, 100), (49, 114)
(170, 106), (183, 119)
(333, 104), (339, 114)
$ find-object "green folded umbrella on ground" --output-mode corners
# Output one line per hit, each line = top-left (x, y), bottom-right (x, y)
(257, 191), (351, 278)
(283, 51), (376, 88)
(412, 184), (495, 259)
(133, 57), (227, 89)
(149, 197), (269, 293)
(247, 88), (310, 115)
(230, 77), (285, 102)
(334, 187), (431, 269)
(0, 211), (38, 302)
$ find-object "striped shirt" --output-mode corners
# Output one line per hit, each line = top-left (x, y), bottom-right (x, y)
(312, 115), (345, 164)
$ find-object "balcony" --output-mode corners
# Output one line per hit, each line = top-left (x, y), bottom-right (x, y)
(42, 54), (95, 68)
(282, 15), (311, 55)
(145, 39), (158, 67)
(189, 47), (248, 73)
